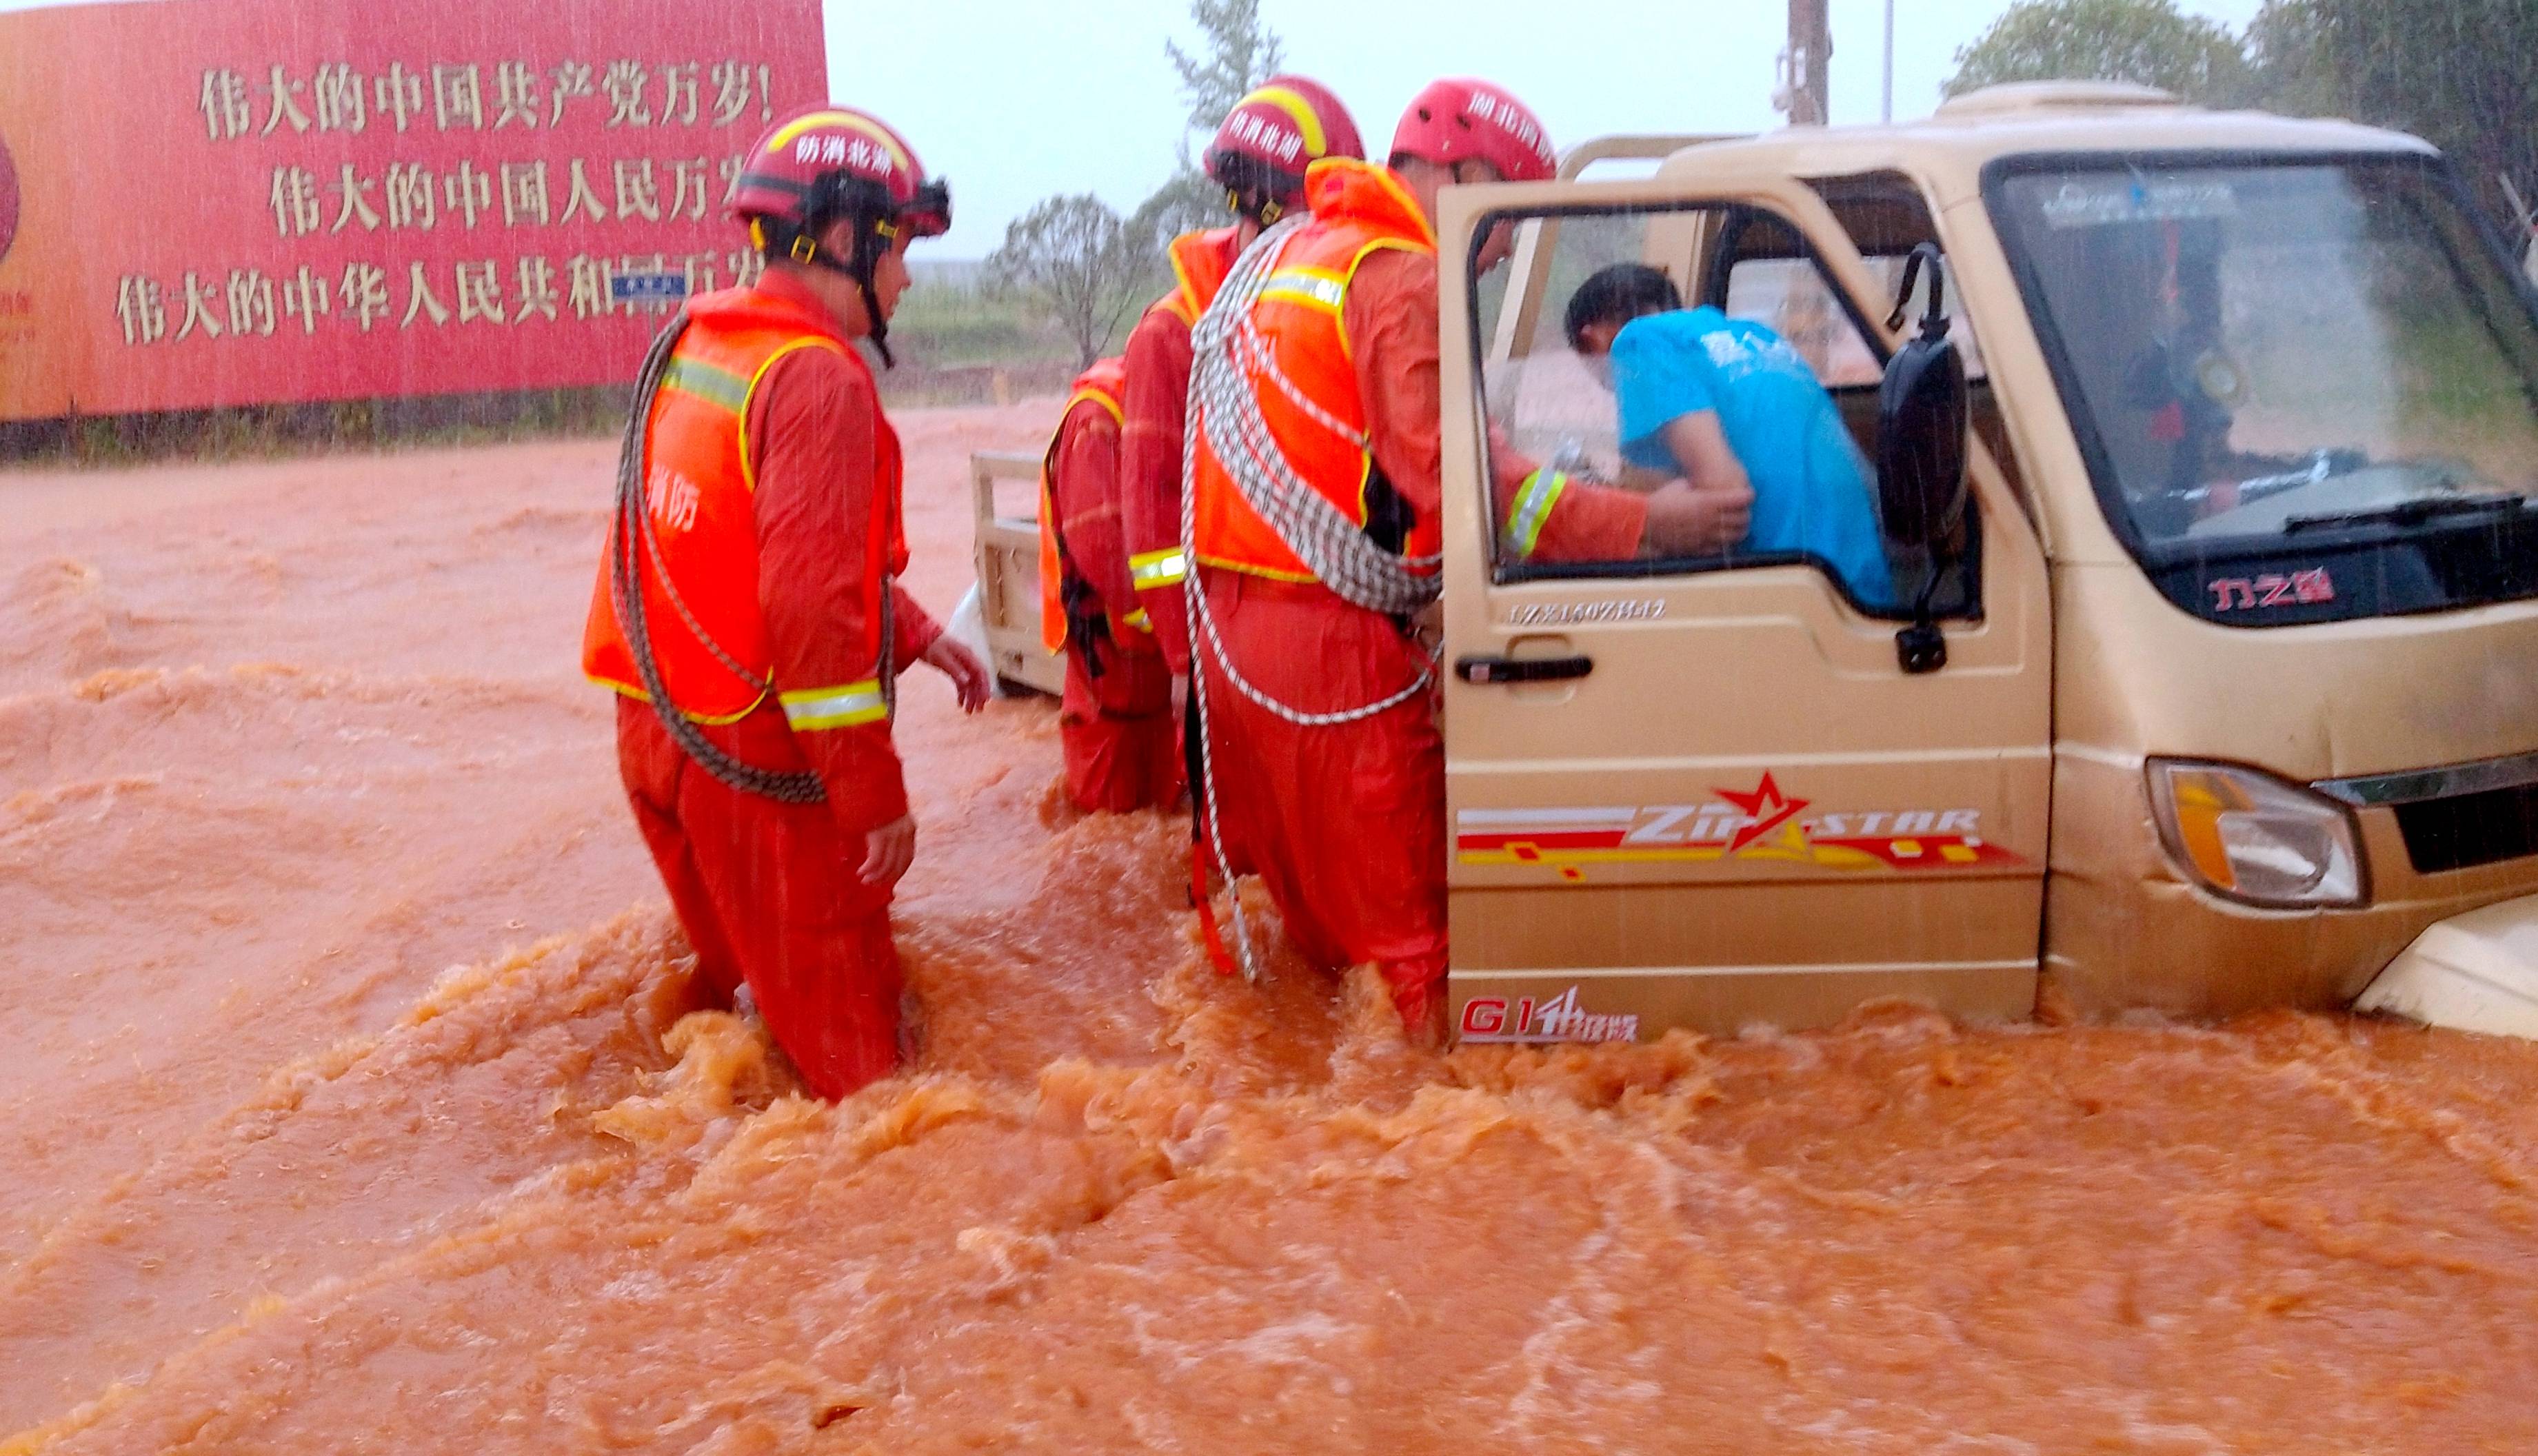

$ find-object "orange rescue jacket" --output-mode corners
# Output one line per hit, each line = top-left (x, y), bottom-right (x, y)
(1118, 227), (1243, 643)
(1158, 225), (1238, 329)
(1189, 159), (1439, 585)
(584, 287), (905, 725)
(1038, 357), (1131, 652)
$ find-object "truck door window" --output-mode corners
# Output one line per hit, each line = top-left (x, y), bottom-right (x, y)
(1475, 203), (1955, 619)
(1724, 255), (1988, 387)
(1479, 208), (1650, 485)
(1712, 217), (1986, 616)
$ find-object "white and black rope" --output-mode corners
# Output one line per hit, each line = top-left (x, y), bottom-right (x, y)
(1177, 220), (1442, 978)
(610, 314), (888, 805)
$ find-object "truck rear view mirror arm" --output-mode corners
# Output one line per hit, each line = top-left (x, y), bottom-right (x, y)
(1877, 241), (1972, 675)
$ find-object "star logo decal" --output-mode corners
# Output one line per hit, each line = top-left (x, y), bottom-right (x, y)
(1715, 771), (1810, 853)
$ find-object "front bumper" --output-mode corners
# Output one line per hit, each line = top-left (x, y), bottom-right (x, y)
(2356, 891), (2538, 1038)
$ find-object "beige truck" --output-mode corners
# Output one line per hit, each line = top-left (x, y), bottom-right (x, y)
(969, 448), (1067, 698)
(981, 81), (2538, 1044)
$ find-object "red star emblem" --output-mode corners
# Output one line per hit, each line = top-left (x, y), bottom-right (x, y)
(1715, 772), (1810, 853)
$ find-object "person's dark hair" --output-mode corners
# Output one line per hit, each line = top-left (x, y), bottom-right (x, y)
(1564, 263), (1682, 350)
(1207, 150), (1305, 225)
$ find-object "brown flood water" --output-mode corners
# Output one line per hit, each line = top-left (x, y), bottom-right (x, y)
(6, 409), (2538, 1453)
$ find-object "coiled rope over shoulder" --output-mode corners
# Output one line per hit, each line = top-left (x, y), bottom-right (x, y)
(1178, 217), (1444, 978)
(1185, 216), (1443, 618)
(610, 314), (893, 804)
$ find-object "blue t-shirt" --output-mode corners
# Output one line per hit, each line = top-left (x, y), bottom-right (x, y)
(1612, 307), (1895, 607)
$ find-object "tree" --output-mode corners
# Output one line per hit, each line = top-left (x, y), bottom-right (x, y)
(1129, 168), (1231, 263)
(980, 1), (1284, 366)
(1165, 0), (1285, 160)
(1945, 0), (2254, 103)
(2250, 0), (2538, 229)
(987, 194), (1147, 368)
(1118, 1), (1283, 299)
(2240, 1), (2341, 117)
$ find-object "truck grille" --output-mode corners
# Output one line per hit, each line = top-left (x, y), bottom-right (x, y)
(2393, 782), (2538, 875)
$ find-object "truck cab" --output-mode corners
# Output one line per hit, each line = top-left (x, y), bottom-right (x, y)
(1436, 83), (2538, 1043)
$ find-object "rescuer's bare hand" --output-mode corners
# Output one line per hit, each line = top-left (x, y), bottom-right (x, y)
(1640, 478), (1753, 557)
(921, 635), (991, 713)
(860, 813), (917, 887)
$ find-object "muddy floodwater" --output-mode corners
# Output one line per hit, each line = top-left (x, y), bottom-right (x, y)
(7, 407), (2538, 1454)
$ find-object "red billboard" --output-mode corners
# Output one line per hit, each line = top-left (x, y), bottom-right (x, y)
(0, 0), (827, 421)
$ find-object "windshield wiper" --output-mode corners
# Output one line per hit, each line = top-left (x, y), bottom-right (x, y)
(2285, 493), (2530, 534)
(2178, 449), (2364, 512)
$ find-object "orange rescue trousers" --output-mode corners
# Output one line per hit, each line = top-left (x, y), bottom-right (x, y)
(616, 698), (902, 1099)
(1198, 572), (1447, 1038)
(1059, 631), (1182, 813)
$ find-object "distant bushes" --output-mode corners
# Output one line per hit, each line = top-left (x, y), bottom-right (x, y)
(0, 387), (629, 469)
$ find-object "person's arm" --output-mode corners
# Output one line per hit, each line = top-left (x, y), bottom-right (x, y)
(1344, 250), (1448, 527)
(1117, 305), (1194, 671)
(747, 346), (912, 844)
(1658, 412), (1752, 499)
(889, 586), (942, 672)
(1349, 252), (1655, 566)
(1488, 423), (1653, 563)
(899, 585), (987, 712)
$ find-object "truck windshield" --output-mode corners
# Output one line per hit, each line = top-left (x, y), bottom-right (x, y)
(1988, 154), (2538, 624)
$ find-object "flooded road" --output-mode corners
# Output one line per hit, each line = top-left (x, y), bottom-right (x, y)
(6, 410), (2538, 1453)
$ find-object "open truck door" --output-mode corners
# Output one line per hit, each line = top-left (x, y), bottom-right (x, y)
(1436, 166), (2054, 1043)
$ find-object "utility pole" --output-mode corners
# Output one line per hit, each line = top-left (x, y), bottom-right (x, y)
(1783, 0), (1833, 127)
(1882, 0), (1895, 123)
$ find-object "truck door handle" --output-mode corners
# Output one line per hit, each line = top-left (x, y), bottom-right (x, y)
(1454, 654), (1594, 685)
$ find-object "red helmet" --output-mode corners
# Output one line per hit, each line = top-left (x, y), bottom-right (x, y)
(728, 104), (951, 239)
(1390, 79), (1557, 185)
(1205, 74), (1364, 217)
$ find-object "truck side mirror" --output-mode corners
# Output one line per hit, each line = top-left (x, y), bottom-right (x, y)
(1878, 242), (1971, 675)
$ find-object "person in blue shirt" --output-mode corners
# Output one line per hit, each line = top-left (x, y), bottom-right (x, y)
(1573, 264), (1897, 608)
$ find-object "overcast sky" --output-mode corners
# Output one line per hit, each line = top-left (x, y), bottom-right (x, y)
(843, 0), (2271, 255)
(3, 0), (2270, 255)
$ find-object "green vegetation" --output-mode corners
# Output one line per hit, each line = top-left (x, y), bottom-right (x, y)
(883, 265), (1177, 406)
(0, 387), (628, 470)
(976, 0), (1271, 370)
(1948, 0), (2538, 230)
(889, 281), (1067, 370)
(1946, 0), (2251, 103)
(983, 195), (1153, 369)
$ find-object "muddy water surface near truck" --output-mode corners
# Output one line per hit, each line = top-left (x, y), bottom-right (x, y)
(6, 407), (2538, 1454)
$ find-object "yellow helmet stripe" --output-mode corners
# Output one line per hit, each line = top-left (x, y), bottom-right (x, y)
(762, 110), (912, 171)
(1241, 85), (1328, 159)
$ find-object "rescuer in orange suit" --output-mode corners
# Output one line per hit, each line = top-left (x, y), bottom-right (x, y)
(1038, 356), (1182, 811)
(1117, 77), (1364, 885)
(1118, 75), (1364, 676)
(1185, 81), (1745, 1042)
(584, 105), (989, 1100)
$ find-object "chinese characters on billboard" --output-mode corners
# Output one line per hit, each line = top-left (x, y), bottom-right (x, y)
(0, 0), (827, 421)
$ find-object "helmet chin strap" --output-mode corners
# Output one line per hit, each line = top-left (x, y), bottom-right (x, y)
(770, 219), (900, 369)
(1228, 185), (1285, 228)
(859, 275), (896, 369)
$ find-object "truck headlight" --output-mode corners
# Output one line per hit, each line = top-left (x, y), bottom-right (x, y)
(2146, 760), (2366, 908)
